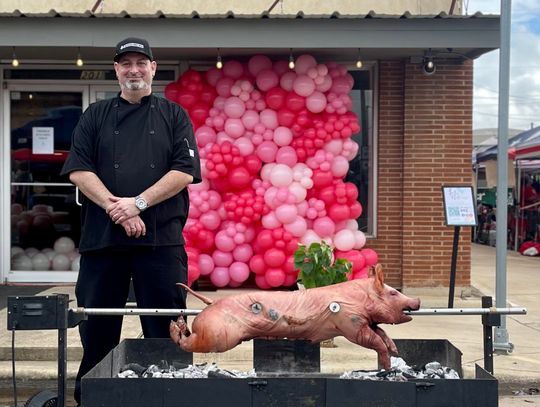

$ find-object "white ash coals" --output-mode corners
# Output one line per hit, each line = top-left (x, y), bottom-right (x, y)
(117, 361), (257, 379)
(340, 357), (460, 381)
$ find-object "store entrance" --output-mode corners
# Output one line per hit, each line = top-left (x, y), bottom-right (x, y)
(6, 85), (121, 283)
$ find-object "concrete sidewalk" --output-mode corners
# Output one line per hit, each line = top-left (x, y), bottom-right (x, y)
(0, 243), (539, 404)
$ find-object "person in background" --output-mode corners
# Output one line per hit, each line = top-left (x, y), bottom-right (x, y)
(61, 37), (201, 405)
(520, 175), (540, 241)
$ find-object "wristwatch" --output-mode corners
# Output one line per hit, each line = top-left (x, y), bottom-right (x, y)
(135, 195), (148, 212)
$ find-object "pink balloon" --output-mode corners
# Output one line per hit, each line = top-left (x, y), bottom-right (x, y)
(210, 267), (230, 287)
(234, 137), (255, 155)
(306, 91), (327, 113)
(331, 76), (352, 94)
(316, 75), (333, 93)
(205, 67), (224, 87)
(256, 141), (278, 163)
(275, 146), (298, 167)
(224, 118), (245, 138)
(195, 126), (217, 146)
(289, 182), (307, 202)
(255, 274), (271, 289)
(212, 250), (233, 267)
(198, 254), (215, 276)
(301, 230), (321, 246)
(261, 212), (281, 229)
(265, 268), (286, 287)
(353, 267), (370, 280)
(273, 126), (293, 147)
(256, 69), (279, 92)
(260, 109), (279, 129)
(273, 60), (290, 76)
(270, 164), (293, 187)
(199, 210), (221, 230)
(294, 54), (318, 75)
(361, 248), (378, 266)
(313, 216), (336, 237)
(284, 216), (307, 237)
(293, 75), (316, 97)
(216, 77), (235, 97)
(228, 167), (251, 189)
(215, 231), (235, 252)
(280, 71), (297, 91)
(241, 110), (260, 130)
(264, 248), (286, 267)
(354, 230), (367, 249)
(248, 55), (273, 77)
(233, 244), (253, 262)
(275, 204), (298, 224)
(224, 96), (246, 118)
(229, 262), (250, 283)
(331, 156), (349, 177)
(223, 60), (244, 79)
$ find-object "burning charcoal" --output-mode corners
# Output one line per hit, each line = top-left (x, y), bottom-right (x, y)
(142, 364), (161, 378)
(208, 370), (236, 378)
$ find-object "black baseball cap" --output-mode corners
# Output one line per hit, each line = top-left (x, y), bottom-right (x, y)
(114, 37), (153, 62)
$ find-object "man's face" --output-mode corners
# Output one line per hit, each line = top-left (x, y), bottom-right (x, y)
(114, 53), (157, 92)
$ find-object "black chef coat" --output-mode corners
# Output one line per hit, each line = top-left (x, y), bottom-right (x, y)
(61, 93), (201, 252)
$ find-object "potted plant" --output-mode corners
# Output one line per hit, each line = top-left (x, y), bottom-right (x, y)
(293, 241), (353, 347)
(294, 240), (352, 289)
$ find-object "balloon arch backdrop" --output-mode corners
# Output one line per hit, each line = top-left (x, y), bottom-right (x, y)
(165, 54), (379, 289)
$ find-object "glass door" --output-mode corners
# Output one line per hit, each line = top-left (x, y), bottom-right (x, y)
(6, 85), (88, 283)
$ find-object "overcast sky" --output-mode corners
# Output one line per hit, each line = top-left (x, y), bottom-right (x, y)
(466, 0), (540, 130)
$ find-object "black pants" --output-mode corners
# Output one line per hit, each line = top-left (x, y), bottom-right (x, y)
(74, 245), (187, 405)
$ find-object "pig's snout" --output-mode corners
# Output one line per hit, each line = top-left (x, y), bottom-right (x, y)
(400, 298), (421, 322)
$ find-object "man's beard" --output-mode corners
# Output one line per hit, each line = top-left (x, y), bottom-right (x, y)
(121, 78), (149, 91)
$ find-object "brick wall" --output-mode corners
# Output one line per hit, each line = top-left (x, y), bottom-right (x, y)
(372, 59), (473, 288)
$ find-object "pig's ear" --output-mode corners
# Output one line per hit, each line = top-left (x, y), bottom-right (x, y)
(374, 263), (385, 293)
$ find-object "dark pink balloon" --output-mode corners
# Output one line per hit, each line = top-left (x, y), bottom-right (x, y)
(265, 87), (287, 110)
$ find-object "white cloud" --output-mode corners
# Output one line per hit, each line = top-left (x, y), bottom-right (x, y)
(467, 0), (540, 130)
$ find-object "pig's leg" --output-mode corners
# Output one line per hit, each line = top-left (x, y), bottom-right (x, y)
(373, 326), (398, 356)
(341, 324), (393, 370)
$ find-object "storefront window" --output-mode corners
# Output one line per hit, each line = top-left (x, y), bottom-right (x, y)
(347, 68), (375, 236)
(10, 91), (82, 274)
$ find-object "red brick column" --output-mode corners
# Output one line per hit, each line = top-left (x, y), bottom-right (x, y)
(401, 60), (473, 288)
(369, 60), (405, 287)
(372, 59), (473, 289)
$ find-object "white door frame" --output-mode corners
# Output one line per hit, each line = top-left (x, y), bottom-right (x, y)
(2, 84), (89, 283)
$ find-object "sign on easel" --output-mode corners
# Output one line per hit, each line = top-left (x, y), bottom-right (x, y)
(441, 186), (478, 308)
(442, 186), (478, 227)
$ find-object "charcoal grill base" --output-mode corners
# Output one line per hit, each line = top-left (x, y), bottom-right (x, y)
(82, 338), (497, 407)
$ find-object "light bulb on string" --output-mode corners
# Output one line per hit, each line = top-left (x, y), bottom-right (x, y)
(216, 48), (223, 69)
(11, 47), (19, 67)
(76, 47), (84, 67)
(288, 49), (295, 70)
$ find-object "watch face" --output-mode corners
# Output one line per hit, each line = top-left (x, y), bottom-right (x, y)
(136, 197), (147, 210)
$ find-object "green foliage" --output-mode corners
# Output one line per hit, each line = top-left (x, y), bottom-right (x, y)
(294, 241), (352, 289)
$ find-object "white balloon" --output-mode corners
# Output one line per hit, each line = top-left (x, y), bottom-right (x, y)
(11, 246), (24, 258)
(52, 254), (70, 271)
(24, 247), (39, 258)
(44, 250), (57, 261)
(54, 237), (75, 254)
(301, 230), (322, 247)
(12, 254), (33, 271)
(334, 230), (355, 251)
(32, 253), (51, 271)
(71, 255), (81, 272)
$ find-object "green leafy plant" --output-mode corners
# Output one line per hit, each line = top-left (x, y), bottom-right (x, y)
(294, 241), (352, 289)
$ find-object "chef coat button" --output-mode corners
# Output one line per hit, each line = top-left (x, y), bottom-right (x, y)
(151, 104), (155, 108)
(150, 130), (155, 135)
(114, 130), (119, 135)
(150, 163), (155, 169)
(114, 163), (119, 169)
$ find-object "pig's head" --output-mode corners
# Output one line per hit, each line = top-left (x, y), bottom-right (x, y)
(366, 264), (421, 325)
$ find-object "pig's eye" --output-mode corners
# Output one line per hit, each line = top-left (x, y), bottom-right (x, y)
(390, 290), (397, 296)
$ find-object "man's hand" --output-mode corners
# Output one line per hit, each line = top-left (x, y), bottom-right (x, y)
(120, 215), (146, 238)
(106, 196), (140, 224)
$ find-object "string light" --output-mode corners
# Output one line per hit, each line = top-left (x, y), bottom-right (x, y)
(288, 48), (295, 70)
(11, 47), (19, 67)
(355, 48), (363, 69)
(216, 48), (223, 69)
(76, 47), (84, 67)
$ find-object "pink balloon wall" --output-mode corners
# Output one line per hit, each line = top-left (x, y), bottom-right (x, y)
(165, 54), (378, 289)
